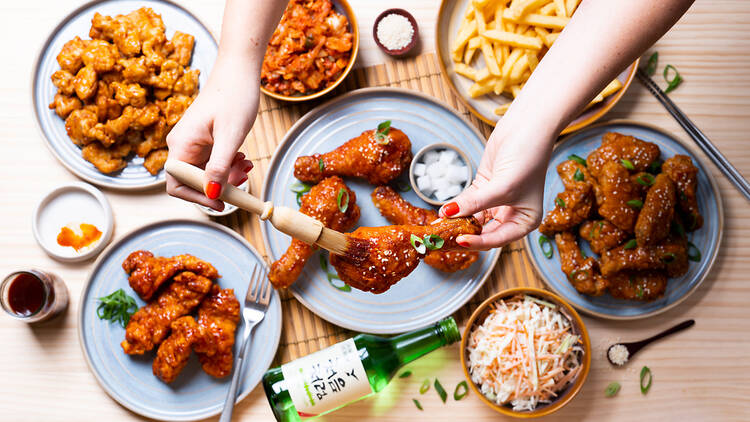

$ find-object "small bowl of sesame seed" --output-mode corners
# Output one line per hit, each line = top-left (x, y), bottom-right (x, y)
(373, 9), (419, 57)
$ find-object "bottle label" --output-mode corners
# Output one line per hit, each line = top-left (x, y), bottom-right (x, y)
(281, 338), (372, 418)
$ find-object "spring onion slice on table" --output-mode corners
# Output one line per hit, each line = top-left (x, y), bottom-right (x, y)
(466, 295), (583, 412)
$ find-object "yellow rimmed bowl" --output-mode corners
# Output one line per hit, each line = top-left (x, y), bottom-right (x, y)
(460, 287), (591, 418)
(260, 0), (359, 102)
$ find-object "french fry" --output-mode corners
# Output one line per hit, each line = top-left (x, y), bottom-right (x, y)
(565, 0), (581, 16)
(502, 9), (570, 29)
(475, 67), (492, 83)
(482, 29), (543, 50)
(546, 32), (559, 45)
(553, 0), (566, 16)
(480, 38), (502, 76)
(510, 84), (523, 98)
(452, 19), (477, 61)
(600, 79), (623, 98)
(454, 63), (478, 81)
(526, 51), (539, 72)
(539, 2), (557, 16)
(509, 54), (529, 81)
(494, 103), (511, 115)
(469, 79), (499, 98)
(474, 5), (487, 34)
(464, 37), (482, 64)
(507, 0), (550, 20)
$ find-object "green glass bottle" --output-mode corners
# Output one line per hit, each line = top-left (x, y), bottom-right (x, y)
(262, 317), (460, 421)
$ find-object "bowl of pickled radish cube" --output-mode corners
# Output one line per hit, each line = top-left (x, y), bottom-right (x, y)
(410, 143), (474, 206)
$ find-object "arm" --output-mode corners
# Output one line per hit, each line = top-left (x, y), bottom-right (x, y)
(439, 0), (694, 249)
(166, 0), (288, 210)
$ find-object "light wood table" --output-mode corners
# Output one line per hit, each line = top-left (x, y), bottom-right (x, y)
(1, 1), (748, 421)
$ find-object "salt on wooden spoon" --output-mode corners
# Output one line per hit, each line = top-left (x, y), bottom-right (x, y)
(607, 319), (695, 366)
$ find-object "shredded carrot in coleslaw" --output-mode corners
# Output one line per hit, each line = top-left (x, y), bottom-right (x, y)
(467, 295), (583, 411)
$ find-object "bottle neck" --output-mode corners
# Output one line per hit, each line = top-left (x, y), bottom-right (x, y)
(390, 317), (461, 366)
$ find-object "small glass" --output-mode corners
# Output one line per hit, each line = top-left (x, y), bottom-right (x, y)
(1, 269), (69, 323)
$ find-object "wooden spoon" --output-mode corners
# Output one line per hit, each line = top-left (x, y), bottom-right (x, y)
(607, 319), (695, 366)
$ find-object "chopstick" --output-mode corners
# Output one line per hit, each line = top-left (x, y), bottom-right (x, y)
(635, 68), (750, 201)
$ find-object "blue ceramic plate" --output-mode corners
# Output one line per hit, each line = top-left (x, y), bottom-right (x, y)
(261, 87), (501, 334)
(78, 220), (281, 421)
(524, 121), (723, 320)
(32, 0), (217, 190)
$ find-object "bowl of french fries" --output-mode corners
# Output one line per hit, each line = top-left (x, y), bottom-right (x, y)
(436, 0), (637, 134)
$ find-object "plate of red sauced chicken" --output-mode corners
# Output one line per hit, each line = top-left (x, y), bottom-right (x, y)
(525, 121), (723, 320)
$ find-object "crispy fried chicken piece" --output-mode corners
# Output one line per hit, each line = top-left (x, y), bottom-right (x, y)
(330, 217), (482, 293)
(93, 81), (122, 123)
(81, 142), (129, 173)
(119, 56), (152, 82)
(586, 132), (661, 178)
(539, 183), (593, 237)
(269, 176), (360, 289)
(90, 12), (141, 56)
(371, 186), (479, 272)
(121, 271), (212, 355)
(73, 65), (98, 100)
(595, 161), (642, 232)
(555, 232), (608, 296)
(51, 70), (76, 96)
(82, 40), (119, 73)
(294, 127), (412, 185)
(630, 172), (653, 197)
(635, 174), (676, 246)
(144, 148), (168, 175)
(173, 68), (200, 96)
(57, 36), (88, 74)
(579, 220), (628, 255)
(157, 94), (193, 126)
(49, 93), (81, 118)
(111, 81), (148, 107)
(167, 31), (195, 66)
(122, 250), (220, 300)
(662, 155), (703, 231)
(137, 119), (169, 157)
(153, 316), (199, 383)
(147, 59), (183, 90)
(600, 235), (688, 277)
(606, 271), (668, 301)
(194, 286), (240, 378)
(557, 159), (594, 190)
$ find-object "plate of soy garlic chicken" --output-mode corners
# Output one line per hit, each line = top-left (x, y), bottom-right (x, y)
(525, 121), (723, 320)
(261, 87), (501, 334)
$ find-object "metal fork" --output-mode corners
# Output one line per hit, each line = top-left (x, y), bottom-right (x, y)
(219, 265), (272, 422)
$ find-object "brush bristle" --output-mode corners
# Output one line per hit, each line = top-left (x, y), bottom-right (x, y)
(315, 228), (368, 262)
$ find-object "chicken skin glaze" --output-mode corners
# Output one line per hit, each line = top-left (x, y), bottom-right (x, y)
(194, 286), (240, 378)
(269, 176), (360, 289)
(293, 127), (412, 185)
(539, 159), (594, 237)
(586, 132), (661, 178)
(122, 250), (219, 300)
(153, 316), (199, 383)
(555, 232), (607, 296)
(371, 186), (478, 272)
(330, 217), (482, 293)
(662, 155), (703, 231)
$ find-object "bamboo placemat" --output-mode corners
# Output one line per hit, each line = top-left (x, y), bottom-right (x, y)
(216, 52), (544, 364)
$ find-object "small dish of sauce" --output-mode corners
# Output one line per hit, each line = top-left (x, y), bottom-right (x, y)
(1, 270), (68, 322)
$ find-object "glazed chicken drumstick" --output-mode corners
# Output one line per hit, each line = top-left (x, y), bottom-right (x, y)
(330, 217), (482, 293)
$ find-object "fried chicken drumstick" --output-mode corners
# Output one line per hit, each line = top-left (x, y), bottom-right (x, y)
(294, 126), (412, 185)
(122, 250), (219, 300)
(371, 186), (478, 272)
(269, 176), (360, 289)
(330, 217), (482, 293)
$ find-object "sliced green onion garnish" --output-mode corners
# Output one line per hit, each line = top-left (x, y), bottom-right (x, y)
(573, 168), (584, 181)
(646, 51), (658, 76)
(290, 180), (312, 194)
(410, 234), (427, 254)
(412, 398), (423, 410)
(636, 284), (644, 298)
(423, 235), (444, 250)
(327, 273), (351, 292)
(318, 159), (325, 172)
(97, 289), (138, 328)
(296, 192), (304, 207)
(689, 213), (698, 230)
(620, 158), (635, 170)
(419, 379), (430, 394)
(663, 64), (683, 94)
(556, 334), (578, 354)
(636, 174), (655, 186)
(627, 199), (643, 209)
(661, 252), (676, 263)
(672, 220), (686, 239)
(397, 180), (411, 192)
(648, 160), (662, 174)
(623, 239), (637, 249)
(538, 235), (553, 259)
(434, 379), (448, 403)
(555, 197), (566, 208)
(687, 241), (701, 262)
(319, 254), (328, 272)
(399, 370), (412, 378)
(524, 295), (556, 309)
(337, 188), (349, 213)
(568, 154), (587, 166)
(375, 120), (392, 143)
(640, 366), (653, 394)
(453, 381), (469, 400)
(580, 248), (587, 259)
(590, 221), (604, 239)
(605, 382), (621, 397)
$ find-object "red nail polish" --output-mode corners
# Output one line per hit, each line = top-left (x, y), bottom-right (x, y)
(237, 176), (248, 185)
(458, 240), (470, 248)
(205, 181), (221, 199)
(243, 165), (253, 173)
(443, 202), (459, 217)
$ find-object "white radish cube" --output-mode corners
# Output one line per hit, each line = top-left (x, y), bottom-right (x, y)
(426, 162), (444, 179)
(433, 177), (451, 192)
(438, 149), (458, 165)
(446, 165), (469, 183)
(445, 184), (462, 198)
(423, 151), (439, 165)
(414, 163), (427, 176)
(416, 175), (434, 194)
(434, 189), (453, 201)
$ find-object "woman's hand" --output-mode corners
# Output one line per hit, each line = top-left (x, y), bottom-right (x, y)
(166, 54), (259, 211)
(439, 124), (556, 250)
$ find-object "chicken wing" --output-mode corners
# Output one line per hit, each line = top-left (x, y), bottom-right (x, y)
(294, 127), (412, 185)
(121, 271), (212, 355)
(600, 235), (688, 278)
(585, 132), (661, 178)
(371, 186), (479, 272)
(662, 155), (703, 231)
(269, 176), (360, 289)
(579, 220), (628, 255)
(330, 217), (482, 293)
(595, 161), (642, 232)
(539, 183), (593, 236)
(606, 271), (668, 301)
(635, 173), (676, 246)
(153, 316), (199, 383)
(194, 286), (240, 378)
(555, 232), (608, 296)
(81, 142), (129, 174)
(122, 250), (220, 300)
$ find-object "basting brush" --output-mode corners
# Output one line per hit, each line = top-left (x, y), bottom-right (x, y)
(165, 160), (364, 258)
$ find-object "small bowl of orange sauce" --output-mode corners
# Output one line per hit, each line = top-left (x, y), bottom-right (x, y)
(32, 182), (113, 262)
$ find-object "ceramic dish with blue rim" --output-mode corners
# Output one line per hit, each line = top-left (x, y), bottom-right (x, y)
(261, 87), (501, 334)
(524, 121), (723, 320)
(78, 219), (281, 421)
(31, 0), (217, 190)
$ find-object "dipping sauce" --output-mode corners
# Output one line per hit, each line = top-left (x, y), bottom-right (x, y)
(57, 223), (102, 251)
(1, 270), (68, 322)
(6, 273), (46, 316)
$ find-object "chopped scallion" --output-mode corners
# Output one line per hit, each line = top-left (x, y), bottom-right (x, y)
(399, 370), (412, 378)
(290, 181), (312, 194)
(375, 120), (392, 144)
(663, 64), (683, 94)
(627, 199), (643, 209)
(327, 273), (351, 292)
(423, 235), (444, 250)
(624, 239), (637, 249)
(640, 366), (652, 394)
(605, 382), (621, 397)
(419, 379), (430, 394)
(96, 289), (138, 328)
(687, 241), (701, 262)
(538, 235), (553, 259)
(410, 234), (427, 254)
(574, 168), (584, 181)
(620, 158), (635, 170)
(434, 379), (448, 403)
(636, 174), (655, 186)
(318, 159), (325, 172)
(646, 51), (658, 76)
(453, 381), (469, 400)
(555, 197), (566, 208)
(568, 154), (587, 166)
(412, 398), (423, 410)
(337, 188), (349, 213)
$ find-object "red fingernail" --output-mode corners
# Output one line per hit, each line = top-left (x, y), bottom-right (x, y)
(458, 240), (470, 248)
(237, 176), (248, 185)
(443, 202), (459, 217)
(244, 164), (253, 173)
(205, 181), (221, 199)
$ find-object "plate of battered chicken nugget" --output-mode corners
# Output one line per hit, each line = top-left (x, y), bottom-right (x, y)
(32, 0), (217, 189)
(525, 121), (723, 320)
(78, 219), (281, 421)
(260, 87), (501, 334)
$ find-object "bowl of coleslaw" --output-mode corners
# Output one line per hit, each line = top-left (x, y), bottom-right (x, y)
(460, 287), (591, 418)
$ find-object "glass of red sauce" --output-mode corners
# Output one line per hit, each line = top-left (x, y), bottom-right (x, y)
(1, 270), (68, 322)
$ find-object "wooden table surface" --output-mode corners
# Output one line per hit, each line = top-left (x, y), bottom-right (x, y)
(1, 1), (748, 421)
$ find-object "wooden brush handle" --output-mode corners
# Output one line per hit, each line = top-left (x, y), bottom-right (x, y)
(164, 159), (325, 245)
